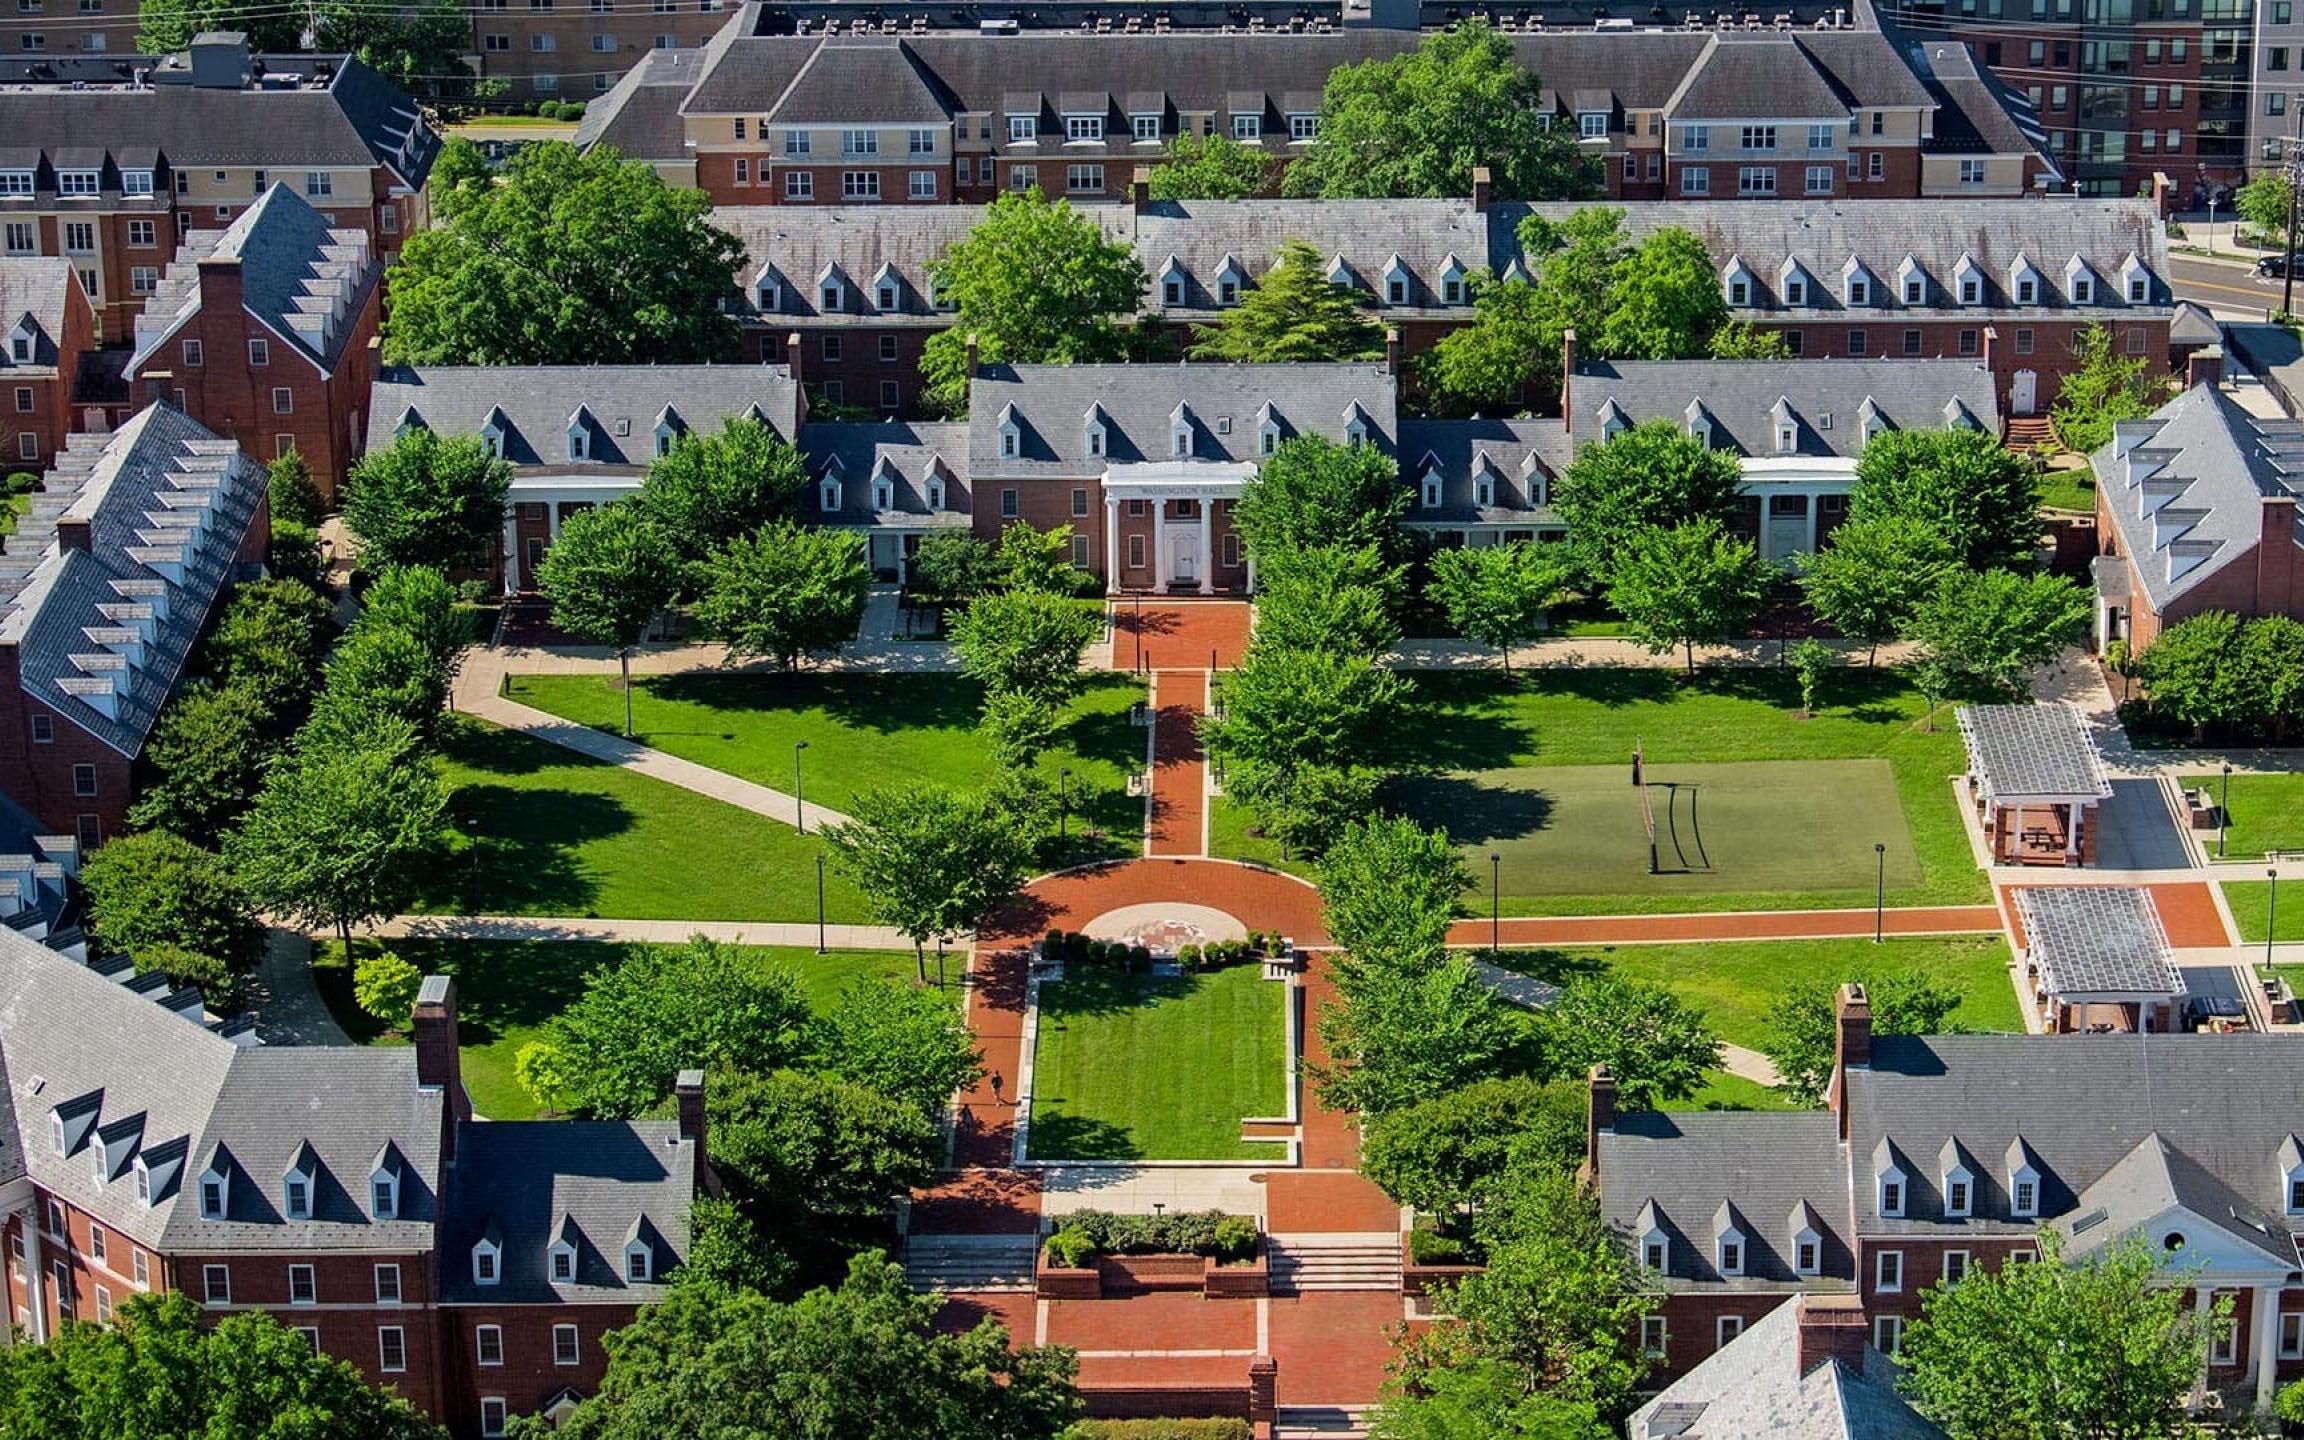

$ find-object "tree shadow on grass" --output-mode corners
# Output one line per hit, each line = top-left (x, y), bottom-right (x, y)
(1487, 946), (1611, 987)
(1038, 967), (1205, 1021)
(415, 786), (633, 917)
(644, 670), (988, 738)
(1386, 775), (1556, 848)
(393, 937), (611, 1045)
(1027, 1113), (1144, 1162)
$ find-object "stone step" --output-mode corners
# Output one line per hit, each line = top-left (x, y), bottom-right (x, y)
(902, 1234), (1038, 1293)
(1273, 1406), (1372, 1437)
(1268, 1233), (1402, 1295)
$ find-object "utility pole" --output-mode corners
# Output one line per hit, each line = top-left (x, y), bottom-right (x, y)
(2283, 104), (2304, 320)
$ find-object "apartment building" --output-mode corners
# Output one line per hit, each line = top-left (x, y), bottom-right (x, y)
(579, 1), (2054, 207)
(0, 0), (142, 59)
(711, 194), (2170, 421)
(0, 33), (439, 343)
(0, 258), (98, 473)
(122, 185), (383, 495)
(469, 0), (730, 99)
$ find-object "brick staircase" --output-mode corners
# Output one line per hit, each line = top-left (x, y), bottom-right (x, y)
(2004, 416), (2058, 450)
(1267, 1232), (1402, 1294)
(901, 1233), (1038, 1292)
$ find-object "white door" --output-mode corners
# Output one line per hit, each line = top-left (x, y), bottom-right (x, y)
(1764, 496), (1809, 563)
(2011, 369), (2038, 416)
(1168, 530), (1199, 584)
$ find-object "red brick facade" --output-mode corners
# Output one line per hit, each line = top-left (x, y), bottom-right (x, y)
(3, 266), (96, 475)
(2098, 487), (2304, 650)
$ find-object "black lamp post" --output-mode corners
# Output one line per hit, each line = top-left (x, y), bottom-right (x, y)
(2220, 763), (2233, 859)
(1874, 842), (1887, 943)
(1059, 767), (1072, 843)
(1490, 853), (1502, 958)
(815, 853), (827, 955)
(793, 740), (810, 835)
(2270, 866), (2282, 972)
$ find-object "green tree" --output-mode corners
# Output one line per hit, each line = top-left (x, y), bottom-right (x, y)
(1849, 428), (2043, 571)
(2239, 169), (2294, 241)
(1283, 22), (1596, 201)
(129, 682), (273, 845)
(1227, 757), (1385, 861)
(205, 577), (335, 733)
(813, 978), (983, 1120)
(1897, 1231), (2220, 1440)
(1425, 542), (1569, 670)
(1192, 239), (1383, 363)
(1403, 1167), (1654, 1416)
(2051, 322), (2164, 456)
(1317, 814), (1467, 966)
(360, 565), (466, 676)
(994, 520), (1090, 596)
(637, 418), (811, 577)
(1371, 1361), (1613, 1440)
(1553, 420), (1745, 587)
(1798, 515), (1956, 664)
(1529, 975), (1720, 1110)
(2129, 609), (2243, 741)
(675, 1195), (797, 1296)
(313, 0), (471, 93)
(538, 502), (682, 736)
(353, 950), (425, 1029)
(515, 1040), (571, 1116)
(949, 588), (1100, 705)
(0, 1291), (447, 1440)
(1605, 520), (1772, 674)
(908, 533), (998, 605)
(549, 1255), (1080, 1440)
(2233, 614), (2304, 740)
(137, 0), (300, 53)
(978, 688), (1061, 769)
(920, 191), (1147, 414)
(228, 719), (446, 958)
(1359, 1077), (1587, 1215)
(80, 829), (264, 994)
(1599, 227), (1731, 360)
(343, 429), (513, 574)
(1233, 434), (1411, 565)
(547, 938), (812, 1118)
(268, 448), (326, 529)
(1146, 131), (1271, 200)
(708, 1069), (942, 1242)
(1706, 320), (1791, 359)
(1759, 969), (1966, 1105)
(822, 785), (1033, 984)
(1787, 637), (1835, 716)
(1419, 274), (1550, 416)
(310, 623), (447, 743)
(694, 524), (870, 670)
(1200, 645), (1406, 851)
(1911, 567), (2090, 698)
(1251, 543), (1403, 658)
(386, 140), (745, 365)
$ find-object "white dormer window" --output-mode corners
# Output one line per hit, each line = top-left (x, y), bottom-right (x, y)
(1642, 1234), (1667, 1270)
(1159, 257), (1186, 308)
(1792, 1224), (1821, 1275)
(1172, 424), (1191, 457)
(877, 281), (898, 311)
(1325, 255), (1354, 290)
(1777, 423), (1796, 453)
(1384, 256), (1411, 307)
(49, 1112), (62, 1155)
(1781, 265), (1808, 307)
(1878, 1168), (1906, 1218)
(1218, 277), (1241, 306)
(2067, 256), (2097, 305)
(7, 330), (29, 364)
(1420, 466), (1441, 509)
(1717, 1237), (1743, 1276)
(756, 279), (781, 311)
(925, 473), (945, 510)
(1085, 411), (1107, 457)
(1524, 457), (1547, 508)
(929, 278), (953, 313)
(654, 423), (679, 458)
(1846, 272), (1870, 306)
(479, 425), (505, 459)
(550, 1239), (576, 1282)
(473, 1239), (501, 1286)
(2014, 1176), (2040, 1216)
(567, 423), (590, 462)
(199, 1168), (227, 1220)
(2016, 275), (2037, 304)
(372, 1176), (396, 1218)
(819, 475), (842, 512)
(1439, 256), (1467, 306)
(2278, 1139), (2304, 1216)
(285, 1175), (311, 1220)
(1898, 256), (1926, 306)
(625, 1241), (652, 1282)
(1944, 1169), (1974, 1218)
(820, 280), (843, 311)
(998, 405), (1021, 459)
(1728, 277), (1750, 306)
(1260, 423), (1279, 456)
(1952, 257), (1983, 307)
(1597, 401), (1630, 441)
(1344, 407), (1371, 448)
(872, 473), (894, 511)
(1474, 467), (1495, 509)
(2123, 254), (2151, 303)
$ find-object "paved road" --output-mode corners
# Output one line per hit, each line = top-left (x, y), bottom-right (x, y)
(2170, 254), (2282, 317)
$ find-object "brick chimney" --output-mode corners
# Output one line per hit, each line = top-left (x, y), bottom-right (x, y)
(784, 330), (802, 383)
(965, 331), (981, 377)
(413, 975), (471, 1155)
(1561, 327), (1578, 430)
(1471, 165), (1493, 212)
(1131, 166), (1153, 212)
(1383, 325), (1402, 374)
(1584, 1063), (1617, 1179)
(674, 1068), (721, 1197)
(1796, 1294), (1869, 1376)
(2186, 344), (2224, 390)
(2150, 169), (2174, 219)
(1981, 324), (1998, 384)
(1828, 982), (1870, 1134)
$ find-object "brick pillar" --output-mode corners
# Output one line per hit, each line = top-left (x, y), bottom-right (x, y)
(1248, 1354), (1277, 1434)
(1828, 982), (1870, 1134)
(413, 974), (470, 1157)
(675, 1068), (721, 1197)
(1561, 327), (1578, 429)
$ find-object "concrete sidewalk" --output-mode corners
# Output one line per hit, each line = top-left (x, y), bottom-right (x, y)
(365, 913), (924, 951)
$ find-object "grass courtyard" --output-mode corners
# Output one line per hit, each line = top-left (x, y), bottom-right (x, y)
(1214, 666), (1981, 916)
(1029, 964), (1288, 1162)
(412, 719), (873, 923)
(314, 938), (924, 1119)
(2223, 881), (2304, 943)
(507, 671), (1147, 859)
(2180, 772), (2304, 860)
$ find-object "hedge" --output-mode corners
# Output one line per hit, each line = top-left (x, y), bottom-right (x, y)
(1063, 1422), (1253, 1440)
(1049, 1209), (1257, 1261)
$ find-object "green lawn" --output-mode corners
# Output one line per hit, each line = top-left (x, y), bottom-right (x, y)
(2224, 881), (2304, 943)
(507, 671), (1146, 860)
(1216, 667), (1983, 915)
(2180, 773), (2304, 860)
(2039, 468), (2098, 514)
(1491, 935), (2020, 1055)
(1678, 1071), (1804, 1112)
(413, 718), (872, 923)
(314, 939), (923, 1119)
(1029, 965), (1287, 1161)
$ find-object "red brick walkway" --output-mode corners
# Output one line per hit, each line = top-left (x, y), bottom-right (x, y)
(1147, 671), (1209, 858)
(1112, 599), (1254, 671)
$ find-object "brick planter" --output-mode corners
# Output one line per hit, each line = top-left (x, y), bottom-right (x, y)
(1036, 1248), (1102, 1299)
(1103, 1252), (1206, 1292)
(1035, 1241), (1270, 1298)
(1402, 1239), (1483, 1297)
(1204, 1242), (1269, 1299)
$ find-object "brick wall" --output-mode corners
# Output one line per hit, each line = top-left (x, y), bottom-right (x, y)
(441, 1302), (639, 1431)
(171, 1249), (447, 1415)
(3, 271), (94, 474)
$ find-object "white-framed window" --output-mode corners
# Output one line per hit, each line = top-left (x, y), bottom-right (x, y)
(1805, 165), (1832, 194)
(205, 1266), (232, 1305)
(1066, 164), (1104, 193)
(1738, 166), (1776, 195)
(127, 219), (154, 247)
(1009, 165), (1035, 192)
(909, 170), (936, 199)
(1847, 275), (1870, 306)
(1642, 1236), (1667, 1270)
(1420, 471), (1441, 509)
(1944, 1251), (1971, 1284)
(1716, 1314), (1744, 1349)
(477, 1324), (505, 1365)
(553, 1323), (580, 1365)
(2281, 1311), (2304, 1361)
(271, 387), (293, 415)
(129, 266), (155, 294)
(1641, 1316), (1668, 1357)
(907, 128), (935, 153)
(88, 1223), (106, 1266)
(1875, 1315), (1904, 1355)
(1739, 125), (1777, 151)
(62, 221), (92, 253)
(71, 763), (95, 798)
(1232, 113), (1261, 140)
(1131, 113), (1161, 141)
(1065, 114), (1102, 141)
(785, 131), (811, 155)
(0, 171), (30, 196)
(248, 337), (270, 367)
(1579, 111), (1608, 138)
(1807, 123), (1835, 150)
(473, 1242), (500, 1286)
(1875, 1249), (1903, 1293)
(1717, 1236), (1744, 1275)
(374, 1264), (401, 1304)
(288, 1264), (315, 1304)
(1289, 113), (1318, 141)
(786, 172), (813, 200)
(480, 1399), (508, 1437)
(1796, 1237), (1820, 1274)
(3, 221), (31, 252)
(120, 170), (152, 197)
(94, 1285), (111, 1323)
(1959, 159), (1986, 185)
(1008, 114), (1038, 143)
(843, 129), (877, 155)
(1128, 534), (1146, 569)
(1681, 124), (1709, 150)
(131, 1251), (147, 1289)
(1879, 1171), (1905, 1217)
(56, 170), (98, 196)
(379, 1326), (406, 1373)
(1681, 168), (1709, 195)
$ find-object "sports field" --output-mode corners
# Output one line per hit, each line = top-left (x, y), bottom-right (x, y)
(1394, 757), (1921, 898)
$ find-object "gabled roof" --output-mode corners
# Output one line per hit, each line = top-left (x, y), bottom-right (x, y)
(127, 184), (377, 378)
(0, 259), (79, 373)
(577, 48), (708, 165)
(1597, 1111), (1853, 1289)
(1628, 1298), (1948, 1440)
(2090, 384), (2303, 611)
(801, 419), (973, 529)
(1572, 358), (1998, 458)
(365, 365), (806, 468)
(439, 1120), (696, 1304)
(2059, 1132), (2299, 1267)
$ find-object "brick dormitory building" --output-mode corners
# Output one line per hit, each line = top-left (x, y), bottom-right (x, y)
(576, 0), (2057, 208)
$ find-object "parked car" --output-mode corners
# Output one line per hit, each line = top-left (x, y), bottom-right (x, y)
(2182, 994), (2251, 1032)
(2256, 253), (2296, 279)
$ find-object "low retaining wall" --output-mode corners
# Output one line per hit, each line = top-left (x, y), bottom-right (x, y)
(1037, 1243), (1270, 1299)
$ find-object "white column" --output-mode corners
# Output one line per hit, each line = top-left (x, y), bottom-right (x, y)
(1805, 492), (1821, 553)
(501, 512), (521, 595)
(18, 1203), (45, 1344)
(1104, 495), (1121, 595)
(1196, 499), (1213, 595)
(2193, 1287), (2218, 1406)
(547, 500), (564, 541)
(2255, 1284), (2283, 1413)
(1245, 549), (1257, 595)
(1154, 500), (1170, 594)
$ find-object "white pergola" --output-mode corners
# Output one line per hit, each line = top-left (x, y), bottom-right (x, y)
(1099, 459), (1257, 596)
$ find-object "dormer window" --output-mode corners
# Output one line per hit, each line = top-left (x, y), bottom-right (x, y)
(1218, 277), (1241, 306)
(1797, 1236), (1819, 1272)
(199, 1166), (227, 1220)
(654, 423), (679, 459)
(2124, 263), (2150, 303)
(134, 1158), (152, 1204)
(567, 423), (590, 462)
(49, 1112), (62, 1155)
(1878, 1169), (1906, 1217)
(1420, 466), (1441, 509)
(998, 405), (1022, 460)
(2014, 1177), (2040, 1216)
(1439, 256), (1467, 306)
(2279, 1138), (2304, 1216)
(2017, 276), (2037, 304)
(756, 279), (781, 311)
(1159, 258), (1186, 308)
(1846, 273), (1870, 306)
(877, 281), (898, 311)
(1728, 277), (1750, 306)
(1717, 1233), (1744, 1276)
(1597, 400), (1630, 441)
(1943, 1160), (1974, 1218)
(473, 1239), (501, 1286)
(1777, 423), (1796, 453)
(821, 280), (843, 311)
(925, 472), (945, 510)
(1173, 425), (1191, 457)
(1953, 258), (1983, 307)
(370, 1146), (402, 1221)
(480, 426), (504, 459)
(1899, 257), (1926, 306)
(1344, 411), (1371, 448)
(2068, 256), (2097, 305)
(1260, 425), (1279, 456)
(1642, 1234), (1666, 1270)
(819, 474), (842, 512)
(872, 472), (894, 511)
(549, 1236), (576, 1283)
(625, 1241), (652, 1282)
(7, 330), (29, 365)
(1781, 264), (1809, 307)
(1474, 466), (1495, 509)
(1085, 409), (1108, 457)
(285, 1175), (311, 1220)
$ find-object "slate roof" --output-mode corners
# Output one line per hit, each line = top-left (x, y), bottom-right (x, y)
(1898, 31), (2057, 175)
(2171, 300), (2222, 348)
(2058, 1132), (2300, 1267)
(1397, 417), (1565, 524)
(1571, 358), (1996, 458)
(1847, 1034), (2304, 1237)
(365, 365), (807, 471)
(127, 185), (377, 379)
(439, 1121), (696, 1305)
(768, 40), (950, 124)
(1138, 199), (1488, 316)
(2090, 384), (2304, 612)
(1665, 34), (1860, 120)
(2014, 886), (2182, 1002)
(1629, 1298), (1948, 1440)
(967, 360), (1397, 477)
(1598, 1111), (1855, 1290)
(0, 404), (264, 757)
(0, 259), (79, 374)
(577, 49), (708, 166)
(1956, 702), (2112, 802)
(802, 419), (973, 528)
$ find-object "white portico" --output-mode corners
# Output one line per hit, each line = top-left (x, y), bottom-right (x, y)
(1738, 455), (1859, 565)
(500, 473), (642, 594)
(1100, 460), (1257, 596)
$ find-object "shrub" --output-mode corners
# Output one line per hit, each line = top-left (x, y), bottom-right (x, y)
(1129, 944), (1153, 972)
(268, 520), (327, 590)
(4, 471), (39, 496)
(1044, 1227), (1097, 1269)
(1063, 1422), (1254, 1440)
(352, 950), (424, 1027)
(1058, 1209), (1256, 1257)
(1408, 1226), (1473, 1266)
(1212, 1216), (1258, 1262)
(1177, 943), (1203, 971)
(1044, 928), (1065, 957)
